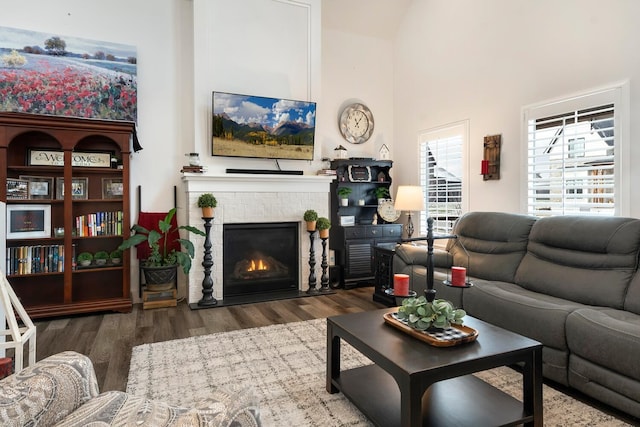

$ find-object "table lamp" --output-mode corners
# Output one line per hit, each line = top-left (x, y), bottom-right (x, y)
(394, 185), (425, 239)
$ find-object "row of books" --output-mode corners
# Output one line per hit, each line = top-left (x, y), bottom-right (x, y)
(6, 244), (74, 276)
(75, 211), (123, 237)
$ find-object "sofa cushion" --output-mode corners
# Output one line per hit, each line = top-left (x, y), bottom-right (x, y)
(463, 279), (586, 385)
(0, 351), (98, 427)
(625, 271), (640, 315)
(448, 212), (536, 283)
(515, 215), (640, 308)
(566, 308), (640, 382)
(55, 387), (261, 427)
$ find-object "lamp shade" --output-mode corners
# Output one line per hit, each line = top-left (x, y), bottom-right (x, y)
(394, 185), (425, 211)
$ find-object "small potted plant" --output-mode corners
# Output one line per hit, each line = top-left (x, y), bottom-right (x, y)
(197, 193), (217, 218)
(77, 252), (93, 267)
(396, 296), (466, 331)
(94, 250), (109, 266)
(374, 187), (390, 203)
(316, 217), (331, 238)
(303, 209), (318, 231)
(337, 187), (352, 207)
(110, 249), (122, 265)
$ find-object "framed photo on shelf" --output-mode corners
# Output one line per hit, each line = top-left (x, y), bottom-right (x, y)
(6, 204), (51, 239)
(6, 178), (29, 200)
(19, 175), (55, 200)
(102, 178), (123, 199)
(56, 177), (89, 200)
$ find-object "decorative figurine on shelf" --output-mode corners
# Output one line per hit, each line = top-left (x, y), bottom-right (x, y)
(334, 145), (348, 160)
(372, 213), (378, 225)
(378, 144), (390, 160)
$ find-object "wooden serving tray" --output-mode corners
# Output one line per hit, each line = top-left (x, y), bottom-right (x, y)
(383, 310), (479, 347)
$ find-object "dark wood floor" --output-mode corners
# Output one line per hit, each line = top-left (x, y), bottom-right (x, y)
(34, 287), (384, 392)
(33, 287), (639, 424)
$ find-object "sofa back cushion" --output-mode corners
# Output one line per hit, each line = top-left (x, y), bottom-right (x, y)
(625, 271), (640, 314)
(515, 215), (640, 308)
(447, 211), (537, 282)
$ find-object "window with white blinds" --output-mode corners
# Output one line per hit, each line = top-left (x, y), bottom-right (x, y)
(526, 103), (617, 217)
(419, 121), (467, 235)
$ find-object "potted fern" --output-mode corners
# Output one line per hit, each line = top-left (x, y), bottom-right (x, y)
(94, 250), (109, 266)
(118, 208), (206, 290)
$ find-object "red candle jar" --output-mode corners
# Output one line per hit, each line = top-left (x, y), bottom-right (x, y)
(393, 274), (410, 296)
(451, 266), (467, 286)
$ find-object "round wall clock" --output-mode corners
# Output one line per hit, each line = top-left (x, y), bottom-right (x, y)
(377, 199), (401, 223)
(339, 103), (374, 144)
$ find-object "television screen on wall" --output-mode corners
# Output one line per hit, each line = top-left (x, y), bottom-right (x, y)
(212, 91), (316, 161)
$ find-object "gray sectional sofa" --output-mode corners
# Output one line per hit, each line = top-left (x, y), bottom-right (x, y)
(393, 211), (640, 419)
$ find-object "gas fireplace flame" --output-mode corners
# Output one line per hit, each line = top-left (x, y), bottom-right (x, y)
(248, 259), (268, 272)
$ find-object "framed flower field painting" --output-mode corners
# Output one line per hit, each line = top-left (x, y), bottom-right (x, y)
(0, 25), (137, 122)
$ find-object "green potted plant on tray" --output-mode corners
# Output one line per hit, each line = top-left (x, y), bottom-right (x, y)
(110, 249), (122, 265)
(396, 296), (466, 331)
(94, 250), (109, 266)
(303, 209), (318, 231)
(118, 208), (206, 290)
(77, 252), (93, 267)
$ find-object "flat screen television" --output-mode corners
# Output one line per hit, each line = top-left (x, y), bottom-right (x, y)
(212, 91), (316, 161)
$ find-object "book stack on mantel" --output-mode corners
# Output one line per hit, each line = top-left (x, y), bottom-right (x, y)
(180, 165), (207, 173)
(317, 169), (336, 176)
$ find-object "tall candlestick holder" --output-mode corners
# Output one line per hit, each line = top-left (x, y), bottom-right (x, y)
(307, 230), (319, 294)
(319, 236), (331, 292)
(198, 216), (217, 307)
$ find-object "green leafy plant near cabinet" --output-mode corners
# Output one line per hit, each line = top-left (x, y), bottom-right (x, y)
(337, 187), (352, 198)
(94, 251), (109, 260)
(110, 249), (122, 260)
(374, 187), (390, 199)
(118, 207), (206, 275)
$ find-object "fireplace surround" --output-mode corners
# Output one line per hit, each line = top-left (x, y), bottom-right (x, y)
(182, 173), (333, 305)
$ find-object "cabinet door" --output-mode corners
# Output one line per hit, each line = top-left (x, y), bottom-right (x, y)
(345, 241), (373, 278)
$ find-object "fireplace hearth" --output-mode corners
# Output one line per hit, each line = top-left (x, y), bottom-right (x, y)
(223, 222), (299, 299)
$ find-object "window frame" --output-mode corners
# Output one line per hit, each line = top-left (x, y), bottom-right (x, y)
(521, 81), (630, 217)
(417, 120), (470, 235)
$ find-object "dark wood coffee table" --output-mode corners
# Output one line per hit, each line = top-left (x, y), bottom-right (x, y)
(327, 308), (543, 426)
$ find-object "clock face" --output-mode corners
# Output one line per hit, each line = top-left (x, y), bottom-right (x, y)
(377, 199), (401, 223)
(339, 103), (374, 144)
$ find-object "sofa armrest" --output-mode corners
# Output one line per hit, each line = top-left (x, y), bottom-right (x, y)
(0, 351), (99, 426)
(394, 243), (452, 268)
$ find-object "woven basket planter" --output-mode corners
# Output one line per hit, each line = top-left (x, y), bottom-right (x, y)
(142, 265), (177, 291)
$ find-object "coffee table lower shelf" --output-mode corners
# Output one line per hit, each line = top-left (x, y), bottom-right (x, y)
(333, 364), (533, 427)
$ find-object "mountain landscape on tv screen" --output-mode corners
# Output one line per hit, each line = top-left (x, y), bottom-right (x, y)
(212, 92), (316, 160)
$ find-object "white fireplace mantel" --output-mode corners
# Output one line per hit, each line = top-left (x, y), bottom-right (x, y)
(182, 173), (334, 304)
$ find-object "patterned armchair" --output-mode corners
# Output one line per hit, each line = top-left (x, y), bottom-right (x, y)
(0, 351), (261, 426)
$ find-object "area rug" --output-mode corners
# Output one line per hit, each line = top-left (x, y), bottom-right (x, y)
(127, 318), (630, 426)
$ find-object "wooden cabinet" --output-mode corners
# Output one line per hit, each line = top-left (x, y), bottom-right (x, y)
(1, 112), (133, 318)
(329, 159), (402, 289)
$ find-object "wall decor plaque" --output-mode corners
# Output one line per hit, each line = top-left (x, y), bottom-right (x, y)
(28, 149), (112, 168)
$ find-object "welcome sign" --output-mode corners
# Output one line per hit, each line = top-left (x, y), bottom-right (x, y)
(28, 149), (111, 167)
